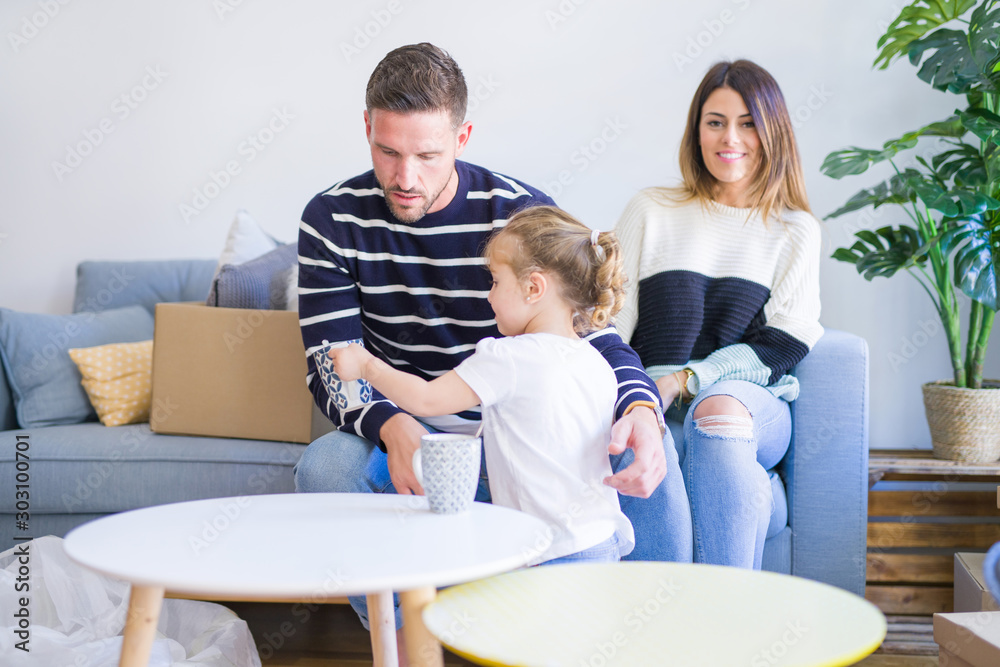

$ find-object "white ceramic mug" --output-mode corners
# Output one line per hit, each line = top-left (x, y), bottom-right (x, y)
(313, 339), (373, 412)
(413, 433), (482, 514)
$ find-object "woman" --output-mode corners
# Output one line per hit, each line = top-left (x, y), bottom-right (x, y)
(614, 60), (823, 569)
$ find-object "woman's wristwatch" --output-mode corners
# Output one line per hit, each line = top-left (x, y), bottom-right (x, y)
(680, 368), (696, 401)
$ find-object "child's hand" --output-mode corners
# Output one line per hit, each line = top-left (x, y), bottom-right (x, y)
(329, 343), (371, 381)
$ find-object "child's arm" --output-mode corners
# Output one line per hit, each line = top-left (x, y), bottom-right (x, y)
(329, 343), (481, 417)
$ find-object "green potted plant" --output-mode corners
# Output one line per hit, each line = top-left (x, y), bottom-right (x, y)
(822, 0), (1000, 461)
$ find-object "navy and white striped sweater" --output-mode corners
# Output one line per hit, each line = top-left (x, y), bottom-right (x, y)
(614, 191), (823, 401)
(298, 160), (662, 446)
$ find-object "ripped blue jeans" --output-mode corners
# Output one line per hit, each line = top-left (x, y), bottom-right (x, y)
(668, 380), (790, 570)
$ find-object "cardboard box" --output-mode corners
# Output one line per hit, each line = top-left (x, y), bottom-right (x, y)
(151, 302), (326, 444)
(955, 552), (1000, 613)
(935, 611), (1000, 667)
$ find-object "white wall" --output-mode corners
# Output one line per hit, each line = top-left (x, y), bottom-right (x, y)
(1, 0), (994, 448)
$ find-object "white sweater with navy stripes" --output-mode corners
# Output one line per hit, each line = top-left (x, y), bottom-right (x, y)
(614, 191), (823, 401)
(298, 161), (662, 446)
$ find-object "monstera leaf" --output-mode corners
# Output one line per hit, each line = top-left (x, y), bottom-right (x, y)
(905, 0), (1000, 94)
(939, 215), (1000, 308)
(875, 0), (978, 69)
(934, 143), (990, 185)
(832, 226), (927, 280)
(825, 172), (918, 218)
(910, 177), (1000, 215)
(821, 118), (966, 179)
(959, 107), (1000, 145)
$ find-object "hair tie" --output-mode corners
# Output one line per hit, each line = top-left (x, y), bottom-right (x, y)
(590, 229), (606, 262)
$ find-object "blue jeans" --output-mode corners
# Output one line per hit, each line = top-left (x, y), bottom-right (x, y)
(667, 380), (790, 570)
(540, 534), (620, 566)
(293, 421), (692, 628)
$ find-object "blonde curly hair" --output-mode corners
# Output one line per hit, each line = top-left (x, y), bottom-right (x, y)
(484, 205), (626, 335)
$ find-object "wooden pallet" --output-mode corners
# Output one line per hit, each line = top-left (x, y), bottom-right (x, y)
(866, 449), (1000, 658)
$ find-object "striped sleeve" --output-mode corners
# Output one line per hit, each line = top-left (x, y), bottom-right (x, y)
(298, 191), (404, 442)
(584, 327), (662, 419)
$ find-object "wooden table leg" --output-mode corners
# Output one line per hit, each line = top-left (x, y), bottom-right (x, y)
(119, 585), (165, 667)
(368, 590), (399, 667)
(400, 587), (442, 667)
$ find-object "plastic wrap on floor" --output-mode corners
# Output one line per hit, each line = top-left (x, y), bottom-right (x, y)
(0, 535), (261, 666)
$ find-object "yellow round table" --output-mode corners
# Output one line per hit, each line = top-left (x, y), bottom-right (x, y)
(423, 562), (886, 667)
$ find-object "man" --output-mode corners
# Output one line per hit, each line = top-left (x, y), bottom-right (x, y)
(295, 42), (691, 625)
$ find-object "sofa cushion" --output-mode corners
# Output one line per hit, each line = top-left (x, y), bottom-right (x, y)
(213, 243), (298, 310)
(766, 470), (788, 539)
(68, 340), (153, 427)
(0, 424), (304, 515)
(762, 525), (792, 575)
(0, 306), (154, 428)
(74, 260), (217, 316)
(0, 360), (15, 431)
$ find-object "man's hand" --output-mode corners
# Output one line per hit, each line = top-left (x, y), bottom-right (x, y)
(380, 412), (428, 495)
(604, 406), (667, 498)
(329, 343), (372, 381)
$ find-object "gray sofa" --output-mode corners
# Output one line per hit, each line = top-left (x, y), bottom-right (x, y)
(0, 260), (303, 550)
(0, 259), (870, 597)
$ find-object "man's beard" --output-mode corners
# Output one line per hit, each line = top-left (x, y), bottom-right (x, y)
(383, 186), (431, 223)
(377, 173), (451, 223)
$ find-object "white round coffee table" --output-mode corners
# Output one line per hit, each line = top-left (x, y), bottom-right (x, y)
(63, 493), (551, 667)
(424, 562), (887, 666)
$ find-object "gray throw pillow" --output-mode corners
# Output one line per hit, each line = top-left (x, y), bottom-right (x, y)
(212, 243), (298, 310)
(0, 306), (155, 428)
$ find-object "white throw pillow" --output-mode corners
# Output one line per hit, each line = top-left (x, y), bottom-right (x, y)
(206, 210), (280, 305)
(215, 209), (278, 273)
(283, 264), (299, 312)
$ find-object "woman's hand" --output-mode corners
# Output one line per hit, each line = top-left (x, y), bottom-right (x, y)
(329, 343), (372, 381)
(656, 373), (683, 409)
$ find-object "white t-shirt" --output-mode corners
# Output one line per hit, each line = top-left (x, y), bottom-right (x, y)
(455, 334), (635, 563)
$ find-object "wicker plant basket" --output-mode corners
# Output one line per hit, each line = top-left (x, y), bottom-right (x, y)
(923, 380), (1000, 462)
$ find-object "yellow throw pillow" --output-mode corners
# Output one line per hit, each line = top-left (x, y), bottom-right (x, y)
(68, 340), (153, 427)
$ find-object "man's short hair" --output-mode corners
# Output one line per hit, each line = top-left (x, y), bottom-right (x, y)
(365, 43), (468, 128)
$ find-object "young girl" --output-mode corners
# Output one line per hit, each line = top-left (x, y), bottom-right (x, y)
(329, 205), (635, 564)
